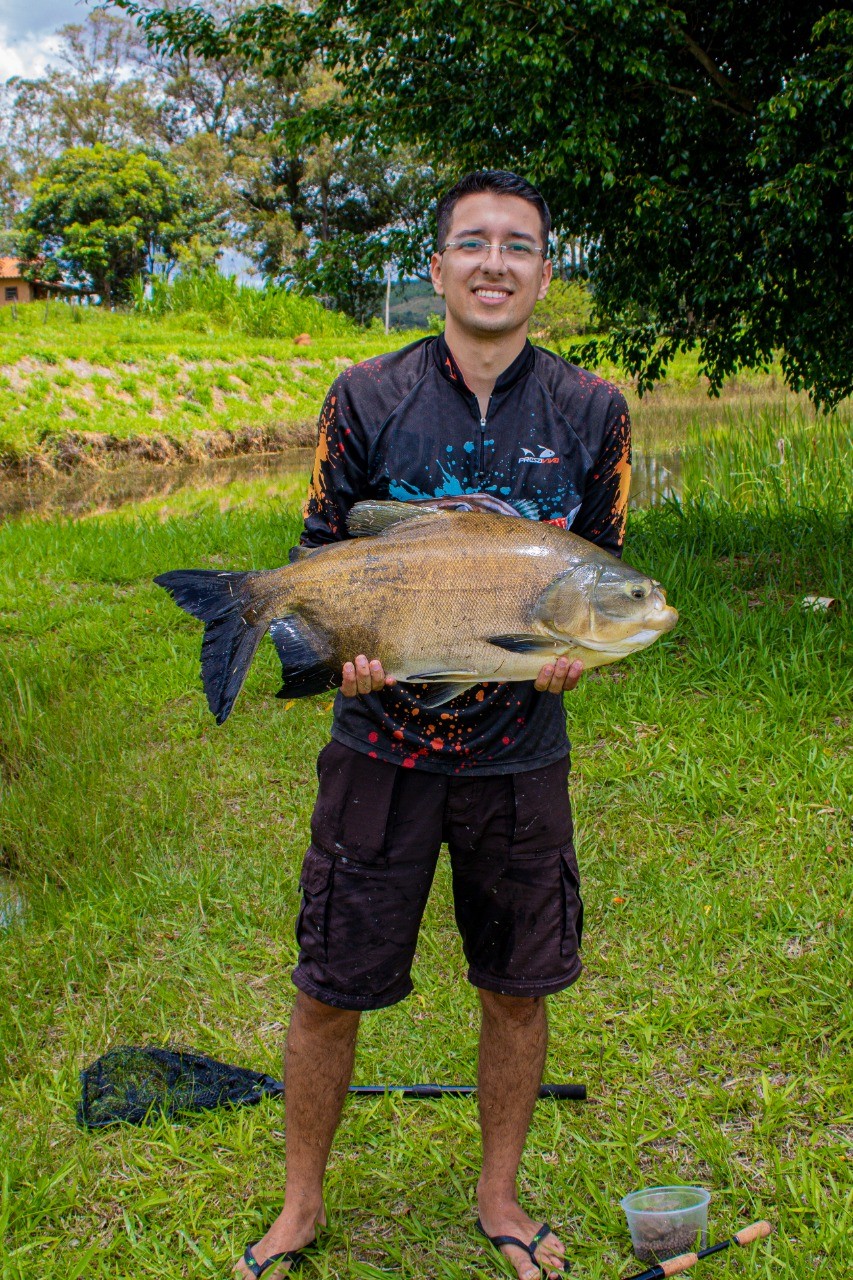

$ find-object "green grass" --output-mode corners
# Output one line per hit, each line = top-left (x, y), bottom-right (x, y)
(3, 299), (850, 472)
(0, 415), (852, 1279)
(0, 299), (419, 465)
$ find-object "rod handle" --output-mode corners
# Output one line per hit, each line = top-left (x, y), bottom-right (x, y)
(659, 1252), (699, 1277)
(735, 1220), (772, 1245)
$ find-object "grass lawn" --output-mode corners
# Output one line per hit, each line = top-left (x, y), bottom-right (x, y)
(0, 300), (417, 466)
(2, 300), (843, 472)
(0, 408), (851, 1278)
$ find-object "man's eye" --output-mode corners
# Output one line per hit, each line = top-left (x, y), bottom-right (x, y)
(505, 243), (535, 257)
(459, 239), (488, 252)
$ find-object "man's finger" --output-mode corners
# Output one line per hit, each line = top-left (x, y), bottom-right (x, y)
(341, 661), (357, 697)
(369, 659), (386, 691)
(534, 663), (555, 692)
(354, 654), (373, 695)
(561, 659), (584, 691)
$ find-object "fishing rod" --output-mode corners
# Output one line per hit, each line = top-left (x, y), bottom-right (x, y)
(347, 1084), (586, 1099)
(625, 1220), (772, 1280)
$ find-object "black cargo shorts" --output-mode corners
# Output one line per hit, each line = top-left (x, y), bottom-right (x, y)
(292, 740), (584, 1010)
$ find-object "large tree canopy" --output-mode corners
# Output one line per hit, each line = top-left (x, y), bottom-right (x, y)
(19, 145), (224, 303)
(117, 0), (852, 406)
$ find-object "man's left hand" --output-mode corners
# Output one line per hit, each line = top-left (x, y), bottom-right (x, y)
(534, 657), (584, 694)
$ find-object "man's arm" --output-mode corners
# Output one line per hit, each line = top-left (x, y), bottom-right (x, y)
(301, 380), (395, 696)
(568, 394), (632, 557)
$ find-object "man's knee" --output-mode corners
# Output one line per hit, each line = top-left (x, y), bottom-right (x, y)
(477, 987), (545, 1027)
(293, 988), (362, 1035)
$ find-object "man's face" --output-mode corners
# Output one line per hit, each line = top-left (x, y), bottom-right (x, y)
(430, 192), (552, 339)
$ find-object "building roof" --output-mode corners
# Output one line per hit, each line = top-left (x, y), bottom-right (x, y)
(0, 258), (24, 280)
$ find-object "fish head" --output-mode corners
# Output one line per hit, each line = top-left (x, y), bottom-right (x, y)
(535, 559), (678, 656)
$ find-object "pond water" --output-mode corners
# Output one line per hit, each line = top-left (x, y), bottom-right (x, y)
(0, 447), (682, 521)
(0, 874), (24, 931)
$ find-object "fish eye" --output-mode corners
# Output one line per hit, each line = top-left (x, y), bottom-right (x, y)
(630, 585), (648, 600)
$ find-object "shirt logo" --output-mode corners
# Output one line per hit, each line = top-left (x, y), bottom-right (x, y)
(518, 446), (560, 465)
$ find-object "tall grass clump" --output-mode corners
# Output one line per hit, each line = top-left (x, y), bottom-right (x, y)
(135, 270), (358, 339)
(681, 405), (852, 517)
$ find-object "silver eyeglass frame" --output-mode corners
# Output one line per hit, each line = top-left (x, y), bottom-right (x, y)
(439, 240), (547, 261)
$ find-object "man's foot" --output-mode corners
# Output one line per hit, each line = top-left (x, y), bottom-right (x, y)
(476, 1199), (568, 1279)
(233, 1203), (326, 1279)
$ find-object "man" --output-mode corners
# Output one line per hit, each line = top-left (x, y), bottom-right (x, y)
(236, 171), (630, 1280)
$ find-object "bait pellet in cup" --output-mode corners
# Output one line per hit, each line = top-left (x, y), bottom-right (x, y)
(620, 1185), (710, 1262)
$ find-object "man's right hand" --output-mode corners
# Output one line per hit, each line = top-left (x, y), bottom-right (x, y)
(341, 655), (397, 696)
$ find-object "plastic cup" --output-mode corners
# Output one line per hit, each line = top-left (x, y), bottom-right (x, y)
(620, 1185), (710, 1262)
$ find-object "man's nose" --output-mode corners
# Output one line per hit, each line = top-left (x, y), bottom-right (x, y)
(481, 244), (508, 272)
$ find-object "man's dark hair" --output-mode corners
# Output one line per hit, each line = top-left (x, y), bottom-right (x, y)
(436, 171), (551, 251)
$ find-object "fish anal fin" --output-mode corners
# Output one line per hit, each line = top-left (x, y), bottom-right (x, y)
(487, 633), (565, 655)
(270, 615), (340, 699)
(402, 680), (480, 708)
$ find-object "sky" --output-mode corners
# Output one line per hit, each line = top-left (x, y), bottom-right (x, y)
(0, 0), (93, 80)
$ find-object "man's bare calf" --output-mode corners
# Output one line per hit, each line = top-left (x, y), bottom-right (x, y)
(477, 990), (567, 1280)
(233, 992), (360, 1278)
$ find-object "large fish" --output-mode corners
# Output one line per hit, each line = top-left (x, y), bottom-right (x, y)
(155, 498), (678, 723)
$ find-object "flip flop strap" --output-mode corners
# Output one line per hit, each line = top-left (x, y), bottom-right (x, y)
(243, 1245), (304, 1277)
(529, 1222), (552, 1253)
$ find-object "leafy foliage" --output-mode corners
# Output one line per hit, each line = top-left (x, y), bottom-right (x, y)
(18, 145), (226, 304)
(118, 0), (853, 405)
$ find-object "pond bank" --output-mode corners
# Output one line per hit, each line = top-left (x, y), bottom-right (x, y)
(0, 447), (682, 520)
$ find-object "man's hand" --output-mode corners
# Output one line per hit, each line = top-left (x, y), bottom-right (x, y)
(534, 657), (584, 694)
(341, 655), (397, 697)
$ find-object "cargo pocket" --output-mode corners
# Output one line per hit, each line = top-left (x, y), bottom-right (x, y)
(295, 846), (334, 964)
(310, 741), (400, 867)
(559, 844), (584, 956)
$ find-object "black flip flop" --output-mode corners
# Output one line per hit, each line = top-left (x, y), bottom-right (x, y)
(476, 1217), (570, 1273)
(239, 1237), (317, 1277)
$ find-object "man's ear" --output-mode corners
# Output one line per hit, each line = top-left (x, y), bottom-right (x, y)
(430, 251), (445, 296)
(537, 258), (554, 301)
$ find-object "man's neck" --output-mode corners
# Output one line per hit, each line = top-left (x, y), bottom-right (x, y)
(443, 319), (529, 419)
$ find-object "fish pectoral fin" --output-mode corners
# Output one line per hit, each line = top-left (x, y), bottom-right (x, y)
(401, 680), (481, 708)
(347, 500), (452, 537)
(487, 633), (565, 655)
(270, 615), (340, 699)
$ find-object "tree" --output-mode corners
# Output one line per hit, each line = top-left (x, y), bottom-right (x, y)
(117, 0), (853, 406)
(18, 145), (225, 304)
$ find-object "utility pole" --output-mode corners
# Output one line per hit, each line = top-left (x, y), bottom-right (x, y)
(384, 261), (392, 335)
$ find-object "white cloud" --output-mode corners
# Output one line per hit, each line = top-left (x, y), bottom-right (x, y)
(0, 25), (63, 80)
(0, 0), (91, 81)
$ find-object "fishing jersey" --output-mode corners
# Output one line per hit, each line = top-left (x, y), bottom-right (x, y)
(299, 333), (631, 775)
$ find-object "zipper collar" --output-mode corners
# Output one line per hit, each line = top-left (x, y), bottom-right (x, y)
(433, 333), (535, 400)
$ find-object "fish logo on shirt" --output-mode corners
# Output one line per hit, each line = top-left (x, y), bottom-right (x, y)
(518, 446), (560, 465)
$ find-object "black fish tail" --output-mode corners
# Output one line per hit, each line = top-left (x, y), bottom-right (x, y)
(155, 569), (267, 724)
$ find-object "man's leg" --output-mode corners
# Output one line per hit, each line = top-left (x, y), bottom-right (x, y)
(234, 991), (360, 1277)
(476, 989), (567, 1280)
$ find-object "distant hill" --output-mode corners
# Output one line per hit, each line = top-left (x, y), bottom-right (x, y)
(386, 279), (444, 330)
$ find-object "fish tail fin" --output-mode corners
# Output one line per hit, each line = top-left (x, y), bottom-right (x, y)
(155, 569), (268, 724)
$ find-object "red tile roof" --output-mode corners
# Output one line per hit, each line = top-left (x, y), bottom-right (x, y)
(0, 258), (25, 279)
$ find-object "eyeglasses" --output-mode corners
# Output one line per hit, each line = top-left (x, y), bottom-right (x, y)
(439, 239), (546, 263)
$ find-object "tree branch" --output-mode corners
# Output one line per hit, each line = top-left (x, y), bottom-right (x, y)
(665, 13), (755, 114)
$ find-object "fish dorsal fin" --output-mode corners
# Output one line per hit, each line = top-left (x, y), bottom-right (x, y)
(347, 500), (451, 537)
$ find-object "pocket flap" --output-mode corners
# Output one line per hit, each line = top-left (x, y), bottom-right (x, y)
(300, 847), (333, 895)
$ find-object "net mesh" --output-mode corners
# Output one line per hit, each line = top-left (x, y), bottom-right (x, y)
(78, 1045), (282, 1129)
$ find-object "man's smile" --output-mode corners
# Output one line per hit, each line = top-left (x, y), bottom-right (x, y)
(473, 287), (513, 302)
